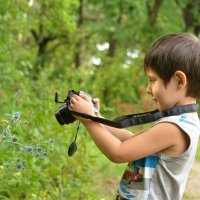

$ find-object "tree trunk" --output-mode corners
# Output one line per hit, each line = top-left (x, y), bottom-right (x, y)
(146, 0), (163, 25)
(182, 1), (200, 36)
(107, 0), (123, 58)
(74, 0), (83, 69)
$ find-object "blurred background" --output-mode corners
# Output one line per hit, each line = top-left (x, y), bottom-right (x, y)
(0, 0), (200, 199)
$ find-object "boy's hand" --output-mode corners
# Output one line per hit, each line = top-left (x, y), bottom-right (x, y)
(92, 98), (100, 111)
(69, 93), (96, 122)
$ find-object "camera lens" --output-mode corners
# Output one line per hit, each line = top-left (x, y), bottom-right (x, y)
(55, 110), (65, 125)
(55, 104), (76, 125)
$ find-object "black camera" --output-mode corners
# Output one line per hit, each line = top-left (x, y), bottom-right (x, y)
(55, 90), (99, 156)
(55, 90), (98, 125)
(55, 90), (79, 125)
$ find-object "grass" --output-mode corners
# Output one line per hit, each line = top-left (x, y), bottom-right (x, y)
(195, 141), (200, 161)
(84, 140), (125, 200)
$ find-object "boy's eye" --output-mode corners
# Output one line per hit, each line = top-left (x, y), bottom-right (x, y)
(149, 79), (155, 83)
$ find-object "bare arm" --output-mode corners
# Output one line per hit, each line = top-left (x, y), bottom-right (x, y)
(82, 120), (187, 163)
(93, 98), (133, 141)
(69, 94), (188, 163)
(102, 125), (133, 141)
(96, 113), (133, 141)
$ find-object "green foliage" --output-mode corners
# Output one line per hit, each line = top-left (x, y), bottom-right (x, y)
(0, 0), (199, 199)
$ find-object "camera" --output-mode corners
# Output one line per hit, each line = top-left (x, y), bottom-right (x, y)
(55, 90), (98, 125)
(55, 89), (98, 156)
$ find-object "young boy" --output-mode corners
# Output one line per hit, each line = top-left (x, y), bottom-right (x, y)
(69, 33), (200, 200)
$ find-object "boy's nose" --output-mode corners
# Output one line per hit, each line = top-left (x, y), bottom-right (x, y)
(146, 84), (151, 94)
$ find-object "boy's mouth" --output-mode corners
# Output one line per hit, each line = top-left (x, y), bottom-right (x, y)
(152, 98), (157, 102)
(153, 99), (159, 106)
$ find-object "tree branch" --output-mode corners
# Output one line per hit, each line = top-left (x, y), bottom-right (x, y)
(146, 0), (164, 25)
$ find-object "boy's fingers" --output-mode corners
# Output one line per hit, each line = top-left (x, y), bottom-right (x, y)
(70, 96), (77, 104)
(71, 94), (82, 101)
(92, 98), (99, 103)
(92, 98), (100, 109)
(79, 93), (91, 101)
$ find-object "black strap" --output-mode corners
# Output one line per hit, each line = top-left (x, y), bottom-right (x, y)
(70, 104), (198, 128)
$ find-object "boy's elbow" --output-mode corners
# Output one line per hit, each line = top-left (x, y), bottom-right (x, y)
(104, 144), (130, 163)
(107, 153), (125, 163)
(111, 158), (123, 164)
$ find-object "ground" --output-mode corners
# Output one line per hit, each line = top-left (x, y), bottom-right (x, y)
(95, 160), (200, 200)
(183, 161), (200, 200)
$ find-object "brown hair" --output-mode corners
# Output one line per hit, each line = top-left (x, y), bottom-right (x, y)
(144, 33), (200, 98)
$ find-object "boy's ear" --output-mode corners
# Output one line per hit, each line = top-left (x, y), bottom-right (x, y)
(174, 70), (187, 89)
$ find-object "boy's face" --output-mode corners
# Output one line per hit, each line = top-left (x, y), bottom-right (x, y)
(146, 69), (182, 111)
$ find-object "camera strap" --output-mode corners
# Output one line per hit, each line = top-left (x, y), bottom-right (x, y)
(70, 104), (198, 128)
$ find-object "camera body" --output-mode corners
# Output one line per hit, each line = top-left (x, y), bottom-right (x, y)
(55, 90), (97, 125)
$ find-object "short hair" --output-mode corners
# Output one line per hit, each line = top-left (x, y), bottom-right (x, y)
(144, 33), (200, 98)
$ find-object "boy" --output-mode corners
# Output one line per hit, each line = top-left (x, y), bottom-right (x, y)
(69, 33), (200, 200)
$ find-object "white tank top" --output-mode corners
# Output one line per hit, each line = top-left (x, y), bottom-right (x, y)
(117, 113), (200, 200)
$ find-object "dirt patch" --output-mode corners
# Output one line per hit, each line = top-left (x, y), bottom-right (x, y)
(183, 161), (200, 200)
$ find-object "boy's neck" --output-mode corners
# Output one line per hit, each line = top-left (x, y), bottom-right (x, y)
(175, 96), (197, 107)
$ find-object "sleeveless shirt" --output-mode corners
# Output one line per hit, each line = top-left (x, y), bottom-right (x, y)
(117, 113), (200, 200)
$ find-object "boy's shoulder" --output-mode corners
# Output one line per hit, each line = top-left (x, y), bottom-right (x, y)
(157, 112), (199, 122)
(155, 113), (200, 134)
